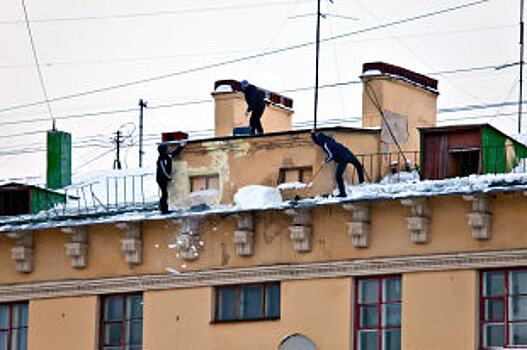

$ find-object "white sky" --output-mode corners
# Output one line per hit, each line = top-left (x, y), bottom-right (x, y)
(0, 0), (523, 179)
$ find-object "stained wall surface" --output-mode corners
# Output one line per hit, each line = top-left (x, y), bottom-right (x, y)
(402, 270), (478, 350)
(143, 278), (351, 350)
(0, 191), (526, 284)
(28, 296), (98, 350)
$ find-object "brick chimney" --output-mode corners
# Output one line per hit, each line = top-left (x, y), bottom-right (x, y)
(211, 80), (294, 137)
(360, 62), (438, 169)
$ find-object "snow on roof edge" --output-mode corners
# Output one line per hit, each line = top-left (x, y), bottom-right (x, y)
(1, 178), (526, 233)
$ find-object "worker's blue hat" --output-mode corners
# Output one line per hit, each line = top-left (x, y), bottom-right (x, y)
(241, 80), (249, 88)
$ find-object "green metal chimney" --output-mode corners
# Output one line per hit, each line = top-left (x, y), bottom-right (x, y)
(47, 130), (71, 189)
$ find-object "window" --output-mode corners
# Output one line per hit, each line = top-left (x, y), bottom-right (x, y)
(448, 148), (480, 177)
(280, 334), (317, 350)
(278, 167), (313, 184)
(189, 174), (219, 192)
(0, 187), (30, 216)
(480, 269), (527, 348)
(214, 283), (280, 322)
(100, 294), (142, 350)
(0, 302), (28, 350)
(355, 276), (401, 350)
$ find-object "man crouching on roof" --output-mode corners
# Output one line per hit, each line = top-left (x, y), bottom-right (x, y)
(311, 131), (364, 197)
(156, 142), (185, 214)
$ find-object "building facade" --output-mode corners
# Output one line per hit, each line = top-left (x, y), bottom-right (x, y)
(1, 63), (527, 350)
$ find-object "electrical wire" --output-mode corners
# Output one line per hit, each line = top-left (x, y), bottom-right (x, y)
(1, 26), (513, 70)
(74, 148), (115, 171)
(20, 0), (54, 125)
(363, 80), (409, 164)
(0, 0), (312, 24)
(0, 0), (490, 115)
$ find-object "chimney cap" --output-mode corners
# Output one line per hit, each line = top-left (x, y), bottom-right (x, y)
(362, 62), (438, 91)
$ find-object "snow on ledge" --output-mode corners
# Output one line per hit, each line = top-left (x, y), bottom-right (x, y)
(234, 185), (283, 210)
(2, 172), (527, 233)
(277, 181), (312, 190)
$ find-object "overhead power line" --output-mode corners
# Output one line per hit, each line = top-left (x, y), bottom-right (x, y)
(0, 70), (518, 130)
(0, 0), (490, 115)
(0, 25), (513, 70)
(20, 0), (54, 126)
(438, 100), (527, 113)
(0, 0), (312, 24)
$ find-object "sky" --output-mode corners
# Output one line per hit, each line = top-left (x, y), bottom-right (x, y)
(0, 0), (523, 180)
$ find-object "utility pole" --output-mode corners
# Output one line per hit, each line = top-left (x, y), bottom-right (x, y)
(313, 0), (321, 132)
(520, 0), (525, 134)
(113, 130), (122, 170)
(139, 99), (147, 167)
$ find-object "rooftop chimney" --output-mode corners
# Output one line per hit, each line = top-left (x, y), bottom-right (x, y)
(211, 80), (294, 137)
(360, 62), (438, 161)
(47, 130), (71, 189)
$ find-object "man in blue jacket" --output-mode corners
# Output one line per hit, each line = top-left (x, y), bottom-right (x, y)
(311, 131), (364, 197)
(241, 80), (266, 135)
(156, 143), (185, 214)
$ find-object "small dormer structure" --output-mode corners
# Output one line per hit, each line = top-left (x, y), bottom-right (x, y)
(420, 124), (527, 180)
(0, 183), (66, 216)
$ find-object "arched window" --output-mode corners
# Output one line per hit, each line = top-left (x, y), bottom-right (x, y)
(279, 334), (317, 350)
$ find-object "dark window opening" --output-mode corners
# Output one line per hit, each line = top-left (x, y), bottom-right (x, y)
(214, 283), (280, 322)
(278, 167), (313, 185)
(0, 188), (30, 216)
(189, 174), (219, 193)
(448, 149), (480, 178)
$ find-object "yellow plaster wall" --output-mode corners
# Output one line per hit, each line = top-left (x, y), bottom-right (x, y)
(212, 92), (293, 138)
(361, 75), (437, 173)
(402, 270), (477, 350)
(28, 296), (98, 350)
(144, 278), (351, 350)
(1, 192), (527, 284)
(171, 129), (380, 207)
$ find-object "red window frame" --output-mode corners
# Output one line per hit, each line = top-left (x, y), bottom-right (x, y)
(354, 275), (402, 350)
(0, 302), (28, 350)
(99, 293), (143, 350)
(213, 282), (280, 322)
(480, 268), (527, 349)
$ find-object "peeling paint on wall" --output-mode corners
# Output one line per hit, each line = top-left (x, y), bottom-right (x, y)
(168, 140), (252, 209)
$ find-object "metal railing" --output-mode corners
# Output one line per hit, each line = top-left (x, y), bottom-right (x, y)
(4, 144), (527, 221)
(40, 173), (157, 218)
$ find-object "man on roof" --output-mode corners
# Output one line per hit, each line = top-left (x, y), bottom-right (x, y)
(311, 131), (364, 197)
(241, 80), (266, 135)
(156, 142), (185, 214)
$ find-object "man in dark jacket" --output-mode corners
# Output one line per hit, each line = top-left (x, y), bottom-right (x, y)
(241, 80), (266, 135)
(311, 132), (364, 197)
(156, 143), (185, 214)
